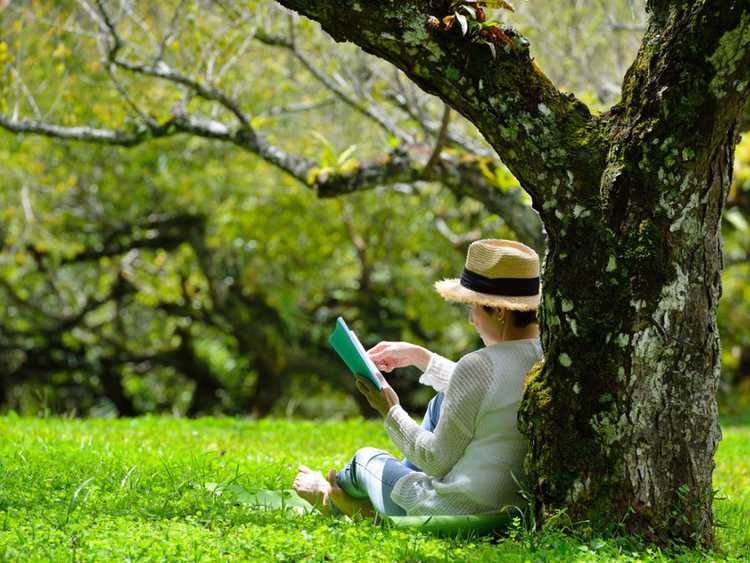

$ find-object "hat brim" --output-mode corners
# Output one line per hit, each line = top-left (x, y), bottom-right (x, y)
(434, 278), (541, 311)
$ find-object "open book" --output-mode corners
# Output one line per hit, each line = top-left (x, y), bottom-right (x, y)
(328, 317), (383, 391)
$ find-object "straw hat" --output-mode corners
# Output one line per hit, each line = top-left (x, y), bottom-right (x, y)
(434, 239), (541, 311)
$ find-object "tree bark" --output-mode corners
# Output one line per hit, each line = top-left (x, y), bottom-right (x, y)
(0, 366), (7, 408)
(100, 362), (137, 417)
(173, 328), (226, 417)
(521, 3), (749, 545)
(275, 0), (750, 545)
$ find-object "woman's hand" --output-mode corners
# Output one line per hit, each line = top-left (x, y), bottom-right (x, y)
(367, 341), (431, 373)
(355, 373), (400, 417)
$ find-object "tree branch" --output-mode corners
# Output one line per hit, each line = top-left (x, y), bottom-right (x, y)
(0, 113), (310, 181)
(384, 85), (493, 157)
(0, 115), (165, 146)
(599, 2), (750, 229)
(258, 97), (336, 118)
(0, 112), (540, 245)
(422, 104), (451, 179)
(273, 0), (602, 206)
(111, 57), (251, 127)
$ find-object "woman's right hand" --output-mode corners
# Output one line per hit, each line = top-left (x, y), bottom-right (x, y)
(366, 341), (431, 373)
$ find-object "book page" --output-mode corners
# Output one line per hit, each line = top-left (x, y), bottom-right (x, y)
(349, 330), (383, 389)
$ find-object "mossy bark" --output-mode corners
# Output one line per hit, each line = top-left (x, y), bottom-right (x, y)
(520, 4), (749, 545)
(276, 0), (750, 545)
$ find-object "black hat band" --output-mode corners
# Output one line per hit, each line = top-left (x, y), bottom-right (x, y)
(460, 267), (540, 296)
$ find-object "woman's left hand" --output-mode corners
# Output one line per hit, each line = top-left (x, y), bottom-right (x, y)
(355, 373), (399, 417)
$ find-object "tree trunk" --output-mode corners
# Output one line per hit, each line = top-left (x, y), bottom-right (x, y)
(520, 129), (734, 544)
(0, 369), (7, 409)
(173, 329), (225, 417)
(249, 355), (285, 418)
(101, 363), (137, 417)
(520, 5), (748, 544)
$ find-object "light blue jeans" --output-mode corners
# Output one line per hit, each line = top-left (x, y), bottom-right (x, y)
(335, 392), (445, 516)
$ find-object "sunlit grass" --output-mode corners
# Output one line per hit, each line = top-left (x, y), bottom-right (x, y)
(0, 414), (747, 561)
(714, 413), (750, 557)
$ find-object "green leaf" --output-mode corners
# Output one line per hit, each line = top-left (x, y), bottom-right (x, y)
(337, 144), (358, 166)
(445, 65), (461, 81)
(311, 131), (337, 168)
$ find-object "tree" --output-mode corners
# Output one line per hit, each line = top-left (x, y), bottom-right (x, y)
(2, 0), (748, 546)
(265, 0), (747, 546)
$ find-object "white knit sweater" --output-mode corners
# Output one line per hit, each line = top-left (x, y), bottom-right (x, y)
(384, 338), (543, 515)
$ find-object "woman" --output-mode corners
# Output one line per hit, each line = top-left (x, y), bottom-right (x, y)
(293, 239), (543, 517)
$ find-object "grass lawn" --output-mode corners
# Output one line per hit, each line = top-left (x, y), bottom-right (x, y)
(0, 413), (748, 562)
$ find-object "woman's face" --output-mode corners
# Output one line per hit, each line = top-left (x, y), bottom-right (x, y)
(467, 304), (505, 344)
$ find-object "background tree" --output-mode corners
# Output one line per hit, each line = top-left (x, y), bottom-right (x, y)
(1, 0), (749, 546)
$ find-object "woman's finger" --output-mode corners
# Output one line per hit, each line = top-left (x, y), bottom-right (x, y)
(369, 351), (393, 366)
(368, 350), (385, 361)
(370, 353), (394, 371)
(367, 341), (389, 354)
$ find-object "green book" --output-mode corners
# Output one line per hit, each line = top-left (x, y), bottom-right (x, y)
(328, 317), (383, 391)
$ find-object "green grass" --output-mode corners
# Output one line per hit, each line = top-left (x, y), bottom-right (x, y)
(0, 414), (748, 562)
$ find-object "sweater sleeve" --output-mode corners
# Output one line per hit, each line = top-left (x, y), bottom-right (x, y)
(418, 352), (458, 393)
(384, 351), (495, 478)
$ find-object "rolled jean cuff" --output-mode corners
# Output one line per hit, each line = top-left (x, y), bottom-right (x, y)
(335, 466), (369, 499)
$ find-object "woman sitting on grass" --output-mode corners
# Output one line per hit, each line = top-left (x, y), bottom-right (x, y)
(293, 239), (543, 518)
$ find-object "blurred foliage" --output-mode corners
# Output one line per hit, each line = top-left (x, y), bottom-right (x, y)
(0, 131), (498, 417)
(0, 0), (748, 417)
(719, 132), (750, 414)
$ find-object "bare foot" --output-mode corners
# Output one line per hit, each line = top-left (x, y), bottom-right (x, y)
(292, 465), (332, 514)
(326, 468), (375, 518)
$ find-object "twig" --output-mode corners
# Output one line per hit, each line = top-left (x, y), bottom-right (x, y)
(155, 0), (188, 63)
(106, 65), (157, 126)
(111, 57), (251, 127)
(92, 0), (122, 57)
(9, 62), (42, 119)
(258, 97), (335, 118)
(422, 104), (451, 179)
(384, 87), (492, 157)
(255, 29), (413, 145)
